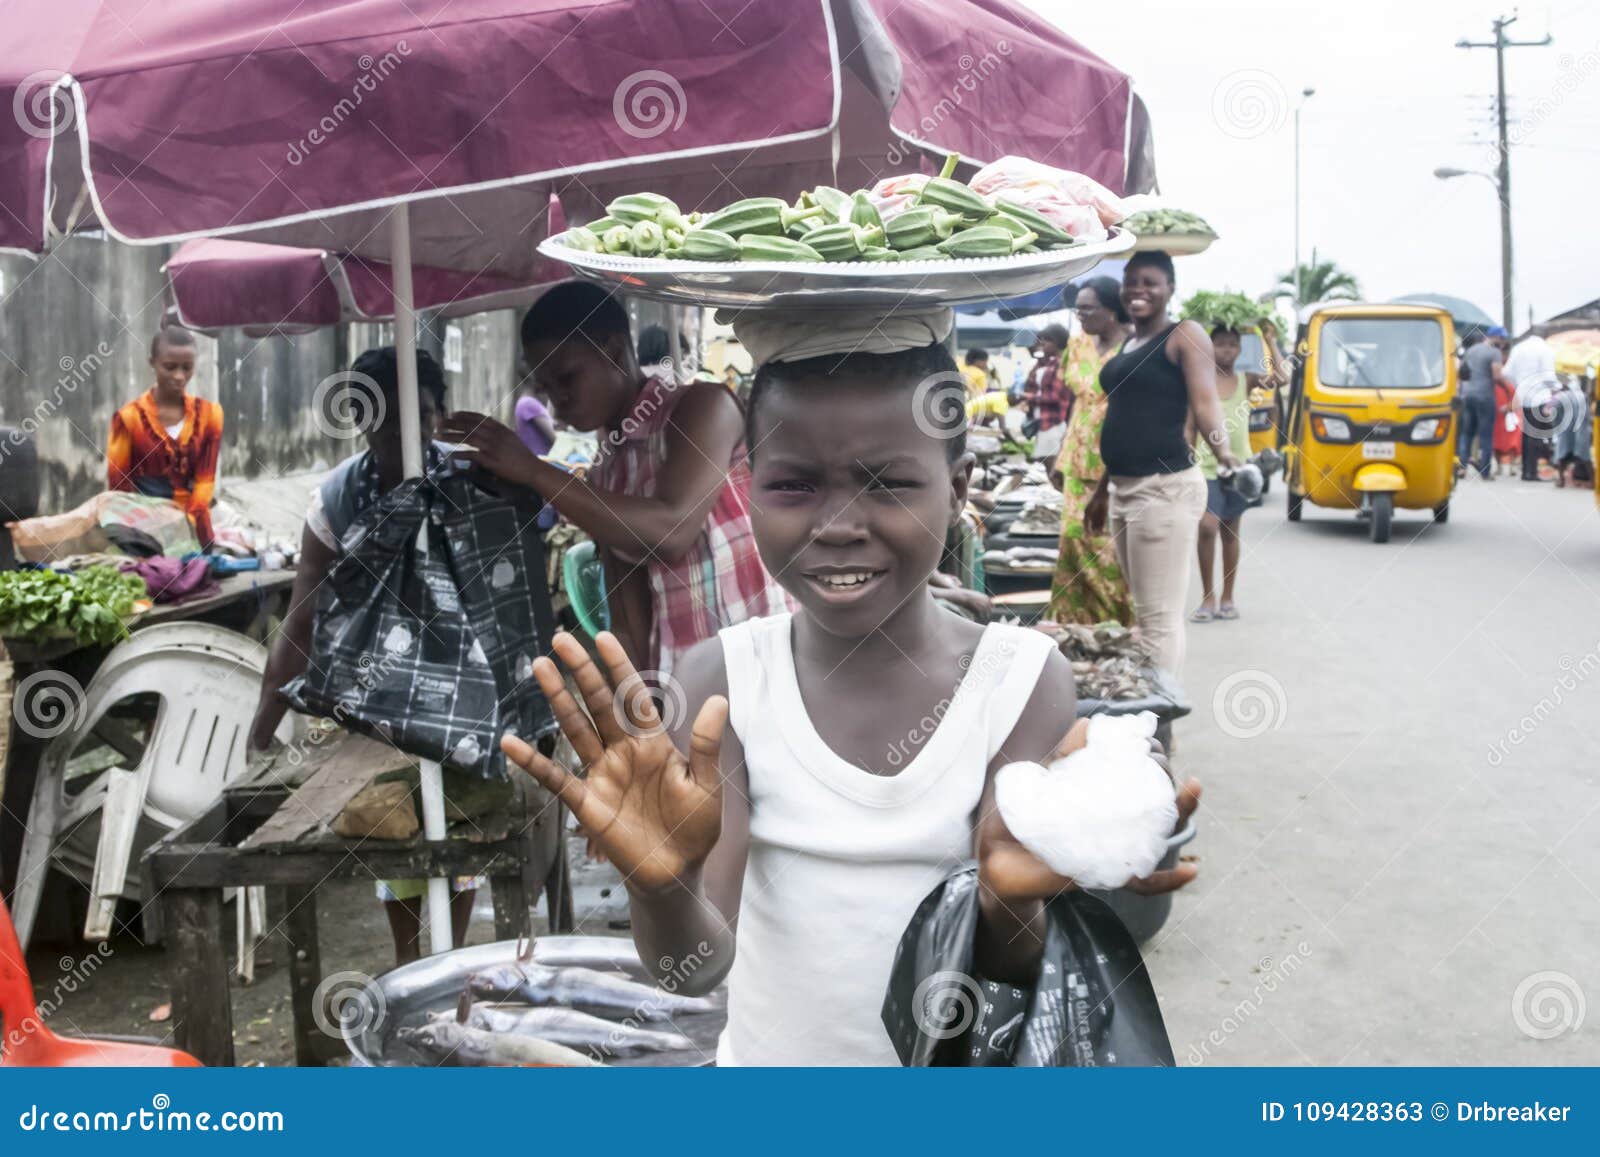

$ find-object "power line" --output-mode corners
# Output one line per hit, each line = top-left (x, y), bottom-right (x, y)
(1454, 12), (1554, 331)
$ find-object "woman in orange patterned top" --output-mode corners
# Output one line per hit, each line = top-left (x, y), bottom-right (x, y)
(106, 326), (223, 547)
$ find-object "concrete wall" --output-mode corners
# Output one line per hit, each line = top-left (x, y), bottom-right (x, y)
(0, 236), (523, 517)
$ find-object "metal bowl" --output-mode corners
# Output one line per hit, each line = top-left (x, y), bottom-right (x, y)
(347, 936), (726, 1067)
(1089, 818), (1199, 943)
(537, 230), (1135, 310)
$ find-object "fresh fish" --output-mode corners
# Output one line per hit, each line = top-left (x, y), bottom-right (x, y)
(466, 963), (717, 1021)
(397, 1020), (600, 1067)
(438, 1004), (694, 1057)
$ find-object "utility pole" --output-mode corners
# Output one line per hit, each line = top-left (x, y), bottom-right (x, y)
(1293, 88), (1315, 307)
(1457, 13), (1551, 333)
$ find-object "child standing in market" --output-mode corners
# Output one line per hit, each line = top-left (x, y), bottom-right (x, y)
(107, 325), (224, 548)
(502, 309), (1202, 1066)
(441, 282), (788, 679)
(1190, 325), (1255, 623)
(1493, 372), (1521, 477)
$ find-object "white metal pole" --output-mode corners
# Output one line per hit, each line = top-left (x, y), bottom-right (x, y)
(1293, 88), (1315, 308)
(1293, 103), (1301, 306)
(388, 204), (453, 954)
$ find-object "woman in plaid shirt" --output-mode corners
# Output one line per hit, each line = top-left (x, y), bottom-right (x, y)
(1022, 322), (1074, 436)
(443, 283), (789, 680)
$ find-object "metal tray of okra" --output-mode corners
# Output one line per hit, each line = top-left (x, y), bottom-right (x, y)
(348, 936), (727, 1068)
(538, 229), (1134, 310)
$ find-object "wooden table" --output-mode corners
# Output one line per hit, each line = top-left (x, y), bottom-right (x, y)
(141, 732), (570, 1067)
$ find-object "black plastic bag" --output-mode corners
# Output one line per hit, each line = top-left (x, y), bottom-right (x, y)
(282, 471), (557, 778)
(882, 867), (1175, 1067)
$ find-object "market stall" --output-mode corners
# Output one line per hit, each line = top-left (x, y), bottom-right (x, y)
(0, 511), (299, 931)
(2, 0), (1183, 1069)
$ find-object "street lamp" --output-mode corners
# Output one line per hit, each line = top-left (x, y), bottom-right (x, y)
(1293, 87), (1316, 306)
(1434, 166), (1493, 183)
(1434, 165), (1509, 326)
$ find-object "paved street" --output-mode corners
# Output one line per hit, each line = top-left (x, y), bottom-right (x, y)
(25, 476), (1597, 1067)
(1148, 475), (1600, 1064)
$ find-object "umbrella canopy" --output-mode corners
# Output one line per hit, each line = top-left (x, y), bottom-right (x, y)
(956, 258), (1127, 320)
(955, 310), (1037, 351)
(163, 239), (555, 336)
(1389, 293), (1496, 332)
(2, 0), (1139, 277)
(1547, 329), (1600, 376)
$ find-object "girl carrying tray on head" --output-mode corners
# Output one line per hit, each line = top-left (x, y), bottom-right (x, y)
(442, 283), (789, 680)
(499, 302), (1203, 1066)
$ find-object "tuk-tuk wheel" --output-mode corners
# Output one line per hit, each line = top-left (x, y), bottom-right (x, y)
(1287, 489), (1303, 522)
(1433, 500), (1449, 524)
(1370, 493), (1393, 543)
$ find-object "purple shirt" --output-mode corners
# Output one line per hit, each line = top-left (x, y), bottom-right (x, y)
(512, 396), (558, 530)
(515, 395), (554, 456)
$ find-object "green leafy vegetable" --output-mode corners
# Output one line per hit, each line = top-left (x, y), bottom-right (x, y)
(1180, 290), (1273, 333)
(0, 566), (148, 647)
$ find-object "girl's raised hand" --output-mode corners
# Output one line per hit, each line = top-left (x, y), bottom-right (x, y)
(501, 631), (726, 895)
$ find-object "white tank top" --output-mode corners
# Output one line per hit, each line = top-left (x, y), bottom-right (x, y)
(715, 612), (1056, 1066)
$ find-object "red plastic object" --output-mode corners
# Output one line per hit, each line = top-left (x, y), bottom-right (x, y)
(0, 896), (201, 1067)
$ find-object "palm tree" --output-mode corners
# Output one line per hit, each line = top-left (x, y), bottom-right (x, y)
(1270, 258), (1361, 308)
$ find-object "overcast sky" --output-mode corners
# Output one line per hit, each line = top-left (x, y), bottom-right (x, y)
(1026, 0), (1599, 325)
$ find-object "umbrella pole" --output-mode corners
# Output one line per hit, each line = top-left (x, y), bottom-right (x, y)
(389, 204), (453, 955)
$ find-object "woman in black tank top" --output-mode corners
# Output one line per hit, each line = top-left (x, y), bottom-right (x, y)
(1085, 252), (1242, 530)
(1083, 252), (1242, 675)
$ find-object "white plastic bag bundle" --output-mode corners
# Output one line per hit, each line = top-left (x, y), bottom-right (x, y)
(994, 711), (1178, 890)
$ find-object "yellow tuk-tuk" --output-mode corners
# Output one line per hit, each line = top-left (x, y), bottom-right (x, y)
(1282, 303), (1458, 542)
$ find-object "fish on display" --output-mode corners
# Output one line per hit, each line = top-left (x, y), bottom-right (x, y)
(397, 1020), (601, 1067)
(465, 962), (718, 1021)
(440, 1004), (695, 1057)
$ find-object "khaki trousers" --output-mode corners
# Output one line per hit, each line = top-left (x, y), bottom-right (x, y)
(1108, 467), (1208, 675)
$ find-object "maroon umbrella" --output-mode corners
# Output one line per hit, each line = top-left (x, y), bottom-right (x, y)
(3, 0), (1148, 953)
(163, 239), (557, 335)
(2, 0), (1143, 271)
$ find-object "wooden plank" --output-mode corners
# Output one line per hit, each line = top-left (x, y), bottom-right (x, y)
(491, 873), (529, 942)
(149, 839), (527, 889)
(239, 733), (413, 850)
(166, 888), (234, 1067)
(134, 569), (297, 629)
(88, 714), (147, 763)
(226, 742), (322, 796)
(547, 829), (575, 935)
(154, 795), (235, 855)
(282, 885), (326, 1068)
(221, 789), (290, 846)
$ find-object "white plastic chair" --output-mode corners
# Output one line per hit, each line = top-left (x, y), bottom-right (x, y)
(11, 624), (287, 961)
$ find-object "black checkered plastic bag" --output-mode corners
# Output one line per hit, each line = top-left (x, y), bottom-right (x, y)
(882, 867), (1175, 1066)
(281, 472), (557, 778)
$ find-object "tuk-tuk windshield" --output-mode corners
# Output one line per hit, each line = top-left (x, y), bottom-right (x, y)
(1317, 318), (1446, 389)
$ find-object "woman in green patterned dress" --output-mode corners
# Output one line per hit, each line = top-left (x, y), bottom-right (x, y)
(1048, 278), (1136, 624)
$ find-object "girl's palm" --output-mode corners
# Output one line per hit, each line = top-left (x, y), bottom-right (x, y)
(501, 631), (725, 894)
